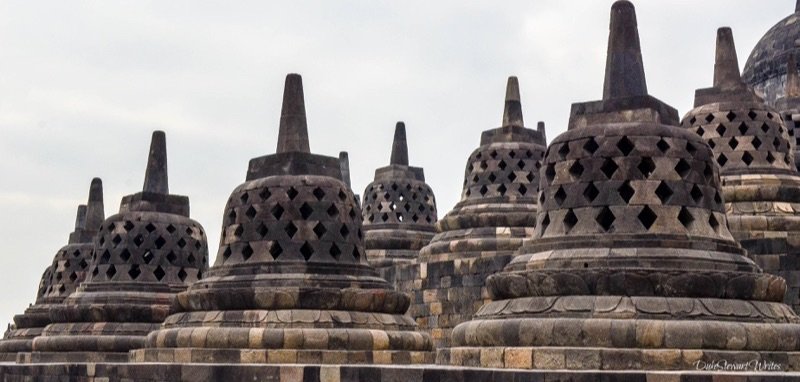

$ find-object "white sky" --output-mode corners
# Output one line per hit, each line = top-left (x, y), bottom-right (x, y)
(0, 1), (793, 323)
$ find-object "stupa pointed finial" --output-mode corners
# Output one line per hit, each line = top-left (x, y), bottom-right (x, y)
(713, 27), (743, 90)
(502, 76), (524, 127)
(143, 131), (169, 194)
(796, 0), (800, 13)
(339, 151), (352, 187)
(85, 178), (104, 231)
(276, 73), (310, 154)
(787, 54), (800, 98)
(537, 121), (547, 143)
(74, 205), (87, 230)
(390, 122), (409, 166)
(603, 0), (647, 99)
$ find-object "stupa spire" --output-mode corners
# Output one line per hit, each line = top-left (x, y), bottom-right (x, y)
(74, 205), (87, 230)
(502, 76), (524, 127)
(603, 0), (647, 99)
(713, 27), (743, 90)
(338, 151), (351, 187)
(276, 73), (310, 153)
(390, 122), (409, 166)
(142, 131), (168, 194)
(84, 178), (104, 231)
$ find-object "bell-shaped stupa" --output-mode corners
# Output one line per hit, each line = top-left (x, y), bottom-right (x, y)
(361, 122), (437, 282)
(395, 76), (546, 348)
(132, 74), (433, 365)
(27, 132), (209, 363)
(0, 178), (104, 361)
(683, 28), (800, 312)
(443, 1), (800, 370)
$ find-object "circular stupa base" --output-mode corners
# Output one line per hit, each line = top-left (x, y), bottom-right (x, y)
(131, 348), (435, 365)
(18, 351), (130, 364)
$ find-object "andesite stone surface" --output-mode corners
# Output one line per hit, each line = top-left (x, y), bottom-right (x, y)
(394, 76), (547, 348)
(361, 122), (437, 282)
(132, 73), (433, 365)
(683, 27), (800, 313)
(444, 1), (800, 370)
(0, 179), (105, 362)
(26, 131), (209, 363)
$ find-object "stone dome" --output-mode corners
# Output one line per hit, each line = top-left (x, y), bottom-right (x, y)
(742, 2), (800, 105)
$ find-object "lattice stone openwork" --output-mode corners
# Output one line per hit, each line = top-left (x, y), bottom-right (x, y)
(461, 144), (542, 201)
(363, 181), (436, 226)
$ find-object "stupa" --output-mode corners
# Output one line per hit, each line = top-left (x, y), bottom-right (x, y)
(443, 1), (800, 370)
(27, 131), (209, 363)
(683, 28), (800, 312)
(395, 76), (547, 348)
(0, 179), (104, 361)
(361, 122), (437, 282)
(132, 74), (433, 364)
(775, 54), (800, 171)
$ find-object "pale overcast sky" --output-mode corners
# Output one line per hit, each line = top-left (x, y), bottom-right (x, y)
(0, 1), (793, 323)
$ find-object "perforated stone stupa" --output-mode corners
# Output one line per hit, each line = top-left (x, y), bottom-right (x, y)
(683, 27), (800, 312)
(394, 76), (546, 348)
(27, 131), (209, 363)
(442, 1), (800, 370)
(362, 122), (437, 281)
(132, 74), (432, 365)
(0, 179), (104, 361)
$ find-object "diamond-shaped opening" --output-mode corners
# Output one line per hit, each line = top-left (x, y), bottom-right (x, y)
(596, 207), (615, 232)
(123, 221), (135, 231)
(686, 141), (697, 155)
(678, 207), (694, 229)
(269, 242), (283, 260)
(498, 184), (507, 196)
(92, 266), (99, 277)
(329, 243), (342, 260)
(112, 235), (122, 246)
(233, 225), (244, 238)
(154, 236), (167, 249)
(128, 264), (141, 280)
(705, 114), (715, 123)
(271, 204), (285, 220)
(540, 213), (551, 231)
(752, 136), (762, 149)
(300, 242), (314, 261)
(259, 188), (272, 201)
(717, 153), (728, 167)
(166, 251), (177, 264)
(352, 247), (361, 260)
(287, 187), (299, 200)
(767, 152), (776, 164)
(583, 182), (599, 203)
(729, 137), (739, 149)
(655, 182), (673, 204)
(509, 150), (517, 158)
(689, 116), (697, 124)
(742, 151), (754, 166)
(554, 186), (567, 206)
(143, 251), (154, 264)
(738, 122), (749, 135)
(313, 222), (327, 238)
(312, 187), (326, 201)
(254, 223), (267, 238)
(558, 143), (570, 159)
(166, 224), (176, 234)
(767, 112), (774, 120)
(569, 161), (584, 178)
(774, 137), (782, 149)
(527, 171), (535, 183)
(638, 206), (657, 230)
(726, 111), (736, 121)
(227, 209), (237, 223)
(154, 266), (165, 281)
(704, 163), (714, 180)
(479, 160), (488, 170)
(519, 184), (528, 195)
(761, 123), (770, 133)
(563, 209), (578, 232)
(690, 184), (703, 203)
(697, 126), (706, 136)
(545, 164), (556, 182)
(517, 159), (526, 169)
(106, 264), (117, 279)
(583, 138), (599, 154)
(490, 150), (498, 159)
(507, 172), (517, 182)
(187, 254), (196, 265)
(133, 235), (145, 247)
(498, 160), (507, 170)
(637, 157), (656, 178)
(488, 173), (497, 182)
(479, 185), (489, 196)
(245, 206), (257, 220)
(177, 238), (187, 248)
(79, 259), (88, 269)
(240, 192), (249, 204)
(708, 139), (716, 149)
(284, 222), (298, 238)
(657, 138), (670, 153)
(145, 223), (156, 233)
(748, 110), (758, 120)
(716, 124), (727, 136)
(69, 272), (78, 282)
(242, 244), (254, 261)
(299, 203), (313, 220)
(178, 268), (187, 282)
(601, 159), (619, 179)
(709, 213), (720, 230)
(674, 159), (691, 178)
(617, 136), (634, 156)
(101, 249), (111, 262)
(380, 213), (389, 222)
(120, 249), (131, 261)
(618, 181), (635, 203)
